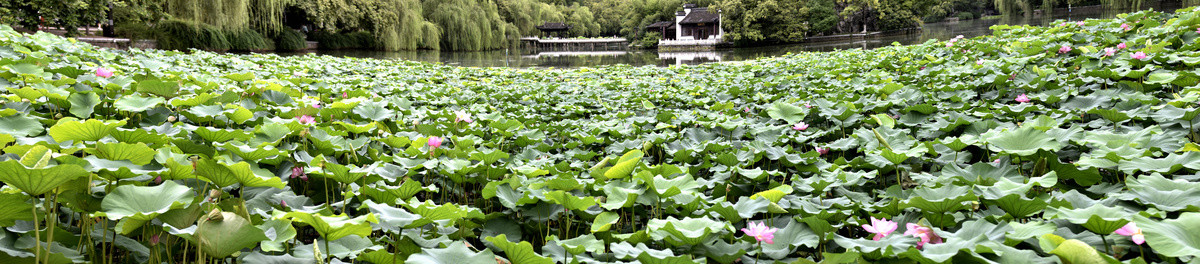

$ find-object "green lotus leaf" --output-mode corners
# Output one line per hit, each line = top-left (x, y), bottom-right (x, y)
(760, 219), (820, 259)
(352, 101), (394, 121)
(110, 128), (169, 146)
(1116, 174), (1200, 212)
(113, 94), (165, 113)
(193, 126), (252, 143)
(1006, 221), (1057, 242)
(364, 200), (425, 231)
(280, 211), (377, 241)
(543, 190), (597, 211)
(97, 181), (195, 233)
(0, 160), (89, 196)
(1039, 234), (1118, 264)
(0, 193), (32, 227)
(88, 142), (156, 165)
(766, 101), (806, 124)
(257, 218), (298, 252)
(590, 211), (620, 233)
(832, 234), (916, 255)
(196, 210), (269, 258)
(0, 115), (43, 137)
(1050, 204), (1132, 235)
(555, 234), (603, 255)
(1117, 152), (1200, 174)
(47, 118), (125, 143)
(194, 157), (285, 188)
(406, 239), (496, 264)
(223, 104), (254, 124)
(135, 79), (180, 98)
(986, 126), (1063, 156)
(1134, 213), (1200, 258)
(603, 149), (643, 180)
(648, 216), (726, 246)
(708, 197), (769, 223)
(484, 234), (552, 264)
(67, 92), (100, 118)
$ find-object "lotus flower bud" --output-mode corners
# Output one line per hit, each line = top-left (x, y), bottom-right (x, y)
(54, 113), (62, 119)
(167, 116), (177, 122)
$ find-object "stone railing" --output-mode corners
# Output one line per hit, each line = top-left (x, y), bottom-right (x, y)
(658, 37), (723, 46)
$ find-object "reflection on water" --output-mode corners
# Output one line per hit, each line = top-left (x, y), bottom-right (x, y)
(293, 2), (1196, 68)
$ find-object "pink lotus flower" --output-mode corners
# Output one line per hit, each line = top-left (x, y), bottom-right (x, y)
(1058, 45), (1072, 54)
(955, 35), (964, 39)
(312, 102), (321, 108)
(1114, 222), (1144, 245)
(743, 107), (751, 113)
(455, 110), (473, 123)
(1060, 22), (1069, 27)
(297, 115), (316, 125)
(1076, 21), (1085, 26)
(95, 67), (114, 78)
(149, 234), (160, 246)
(792, 122), (809, 131)
(803, 102), (812, 108)
(1015, 94), (1031, 103)
(291, 166), (307, 181)
(976, 60), (984, 65)
(1121, 23), (1132, 31)
(1103, 47), (1117, 57)
(153, 175), (163, 185)
(816, 147), (829, 155)
(1131, 51), (1147, 60)
(945, 42), (953, 48)
(428, 136), (444, 150)
(1117, 42), (1127, 49)
(280, 200), (288, 208)
(293, 72), (303, 77)
(342, 92), (348, 98)
(1196, 27), (1200, 34)
(741, 221), (778, 244)
(862, 217), (898, 241)
(904, 223), (943, 249)
(993, 158), (1002, 163)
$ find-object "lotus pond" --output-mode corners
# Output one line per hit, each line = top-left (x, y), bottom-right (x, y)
(2, 7), (1200, 264)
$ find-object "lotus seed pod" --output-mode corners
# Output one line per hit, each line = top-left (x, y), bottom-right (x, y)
(54, 113), (62, 119)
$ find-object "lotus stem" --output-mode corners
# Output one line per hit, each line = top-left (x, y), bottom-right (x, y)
(32, 202), (40, 264)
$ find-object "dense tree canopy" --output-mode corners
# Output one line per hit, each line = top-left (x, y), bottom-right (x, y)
(1, 0), (1168, 50)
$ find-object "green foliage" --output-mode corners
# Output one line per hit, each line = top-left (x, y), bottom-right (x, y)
(224, 29), (272, 51)
(114, 22), (154, 40)
(311, 31), (377, 50)
(274, 29), (307, 51)
(155, 19), (231, 51)
(2, 8), (1200, 264)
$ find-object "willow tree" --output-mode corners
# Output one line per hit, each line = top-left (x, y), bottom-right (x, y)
(166, 0), (250, 30)
(249, 0), (292, 36)
(371, 0), (440, 50)
(994, 0), (1034, 16)
(425, 0), (514, 51)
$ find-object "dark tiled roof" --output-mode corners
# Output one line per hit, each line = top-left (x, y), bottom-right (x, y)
(645, 21), (673, 28)
(535, 22), (572, 31)
(676, 11), (686, 16)
(680, 8), (719, 24)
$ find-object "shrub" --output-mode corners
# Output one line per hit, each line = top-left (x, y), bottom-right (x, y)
(310, 31), (377, 50)
(956, 12), (975, 20)
(275, 29), (307, 51)
(114, 22), (153, 40)
(225, 29), (272, 52)
(154, 19), (230, 51)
